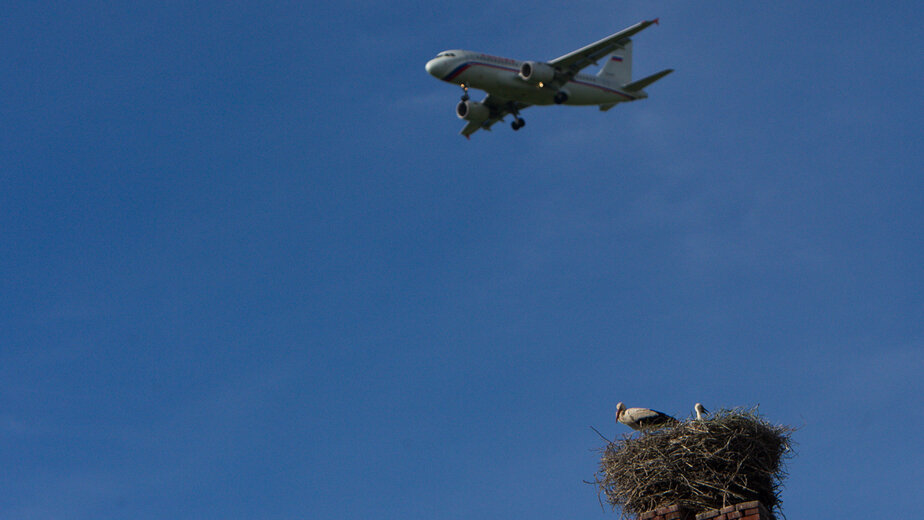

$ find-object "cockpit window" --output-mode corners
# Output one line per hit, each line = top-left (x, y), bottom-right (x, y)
(436, 52), (456, 58)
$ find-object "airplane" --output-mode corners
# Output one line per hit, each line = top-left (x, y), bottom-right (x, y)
(425, 19), (673, 138)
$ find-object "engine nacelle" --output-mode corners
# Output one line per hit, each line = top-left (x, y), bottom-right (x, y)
(518, 61), (556, 85)
(456, 100), (490, 121)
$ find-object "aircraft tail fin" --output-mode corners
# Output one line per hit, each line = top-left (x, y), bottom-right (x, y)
(597, 40), (632, 84)
(622, 68), (674, 92)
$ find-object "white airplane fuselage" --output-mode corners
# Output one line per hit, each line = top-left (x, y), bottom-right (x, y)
(425, 50), (642, 106)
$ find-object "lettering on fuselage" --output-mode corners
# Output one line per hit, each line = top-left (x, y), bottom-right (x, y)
(477, 53), (519, 66)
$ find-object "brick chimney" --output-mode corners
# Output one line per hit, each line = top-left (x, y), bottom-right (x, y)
(639, 504), (694, 520)
(639, 501), (773, 520)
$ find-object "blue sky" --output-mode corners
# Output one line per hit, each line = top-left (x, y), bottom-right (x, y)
(1, 1), (922, 518)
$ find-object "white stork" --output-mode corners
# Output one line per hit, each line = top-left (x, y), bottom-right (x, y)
(694, 403), (709, 420)
(615, 402), (679, 430)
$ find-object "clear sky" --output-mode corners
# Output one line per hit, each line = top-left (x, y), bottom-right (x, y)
(1, 1), (922, 519)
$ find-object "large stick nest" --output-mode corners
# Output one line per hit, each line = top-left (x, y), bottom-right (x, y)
(595, 408), (794, 519)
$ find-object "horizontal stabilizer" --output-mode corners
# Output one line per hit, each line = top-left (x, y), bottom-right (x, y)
(623, 68), (673, 92)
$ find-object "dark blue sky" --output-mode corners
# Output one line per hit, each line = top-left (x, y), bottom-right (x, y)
(2, 1), (922, 518)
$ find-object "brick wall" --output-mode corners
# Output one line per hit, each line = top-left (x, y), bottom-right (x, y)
(695, 501), (772, 520)
(638, 504), (694, 520)
(638, 501), (772, 520)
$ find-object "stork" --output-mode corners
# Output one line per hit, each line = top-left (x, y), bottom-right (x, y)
(694, 403), (709, 420)
(615, 402), (679, 430)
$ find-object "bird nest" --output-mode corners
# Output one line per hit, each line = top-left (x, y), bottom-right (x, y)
(595, 408), (794, 519)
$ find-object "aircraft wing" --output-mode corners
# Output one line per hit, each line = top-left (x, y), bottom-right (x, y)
(460, 94), (531, 138)
(548, 19), (660, 77)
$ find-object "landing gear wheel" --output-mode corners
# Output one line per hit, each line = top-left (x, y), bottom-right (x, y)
(506, 101), (525, 132)
(553, 91), (568, 104)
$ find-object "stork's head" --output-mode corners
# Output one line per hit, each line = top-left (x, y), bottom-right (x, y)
(615, 402), (626, 421)
(694, 403), (709, 420)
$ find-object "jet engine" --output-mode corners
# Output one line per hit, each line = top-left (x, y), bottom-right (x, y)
(456, 100), (490, 121)
(518, 61), (556, 85)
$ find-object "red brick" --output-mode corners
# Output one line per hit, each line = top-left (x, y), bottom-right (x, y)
(691, 501), (774, 520)
(639, 511), (657, 520)
(660, 505), (681, 514)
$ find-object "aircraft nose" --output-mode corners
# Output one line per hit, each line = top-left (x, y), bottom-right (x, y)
(426, 58), (451, 79)
(425, 58), (439, 77)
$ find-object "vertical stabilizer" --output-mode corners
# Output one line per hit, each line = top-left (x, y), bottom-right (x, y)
(597, 39), (632, 84)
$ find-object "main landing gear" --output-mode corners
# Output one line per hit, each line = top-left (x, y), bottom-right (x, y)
(459, 83), (469, 101)
(508, 102), (525, 131)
